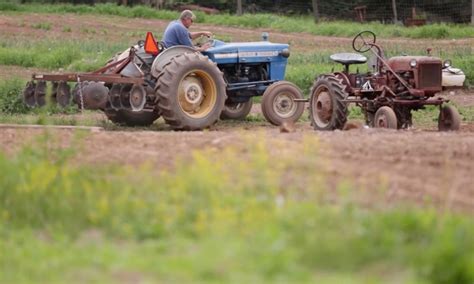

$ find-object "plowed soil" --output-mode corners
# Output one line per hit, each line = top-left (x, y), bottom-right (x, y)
(1, 13), (473, 212)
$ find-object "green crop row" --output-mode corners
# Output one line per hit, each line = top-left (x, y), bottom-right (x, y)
(0, 40), (123, 71)
(2, 2), (474, 39)
(0, 38), (472, 94)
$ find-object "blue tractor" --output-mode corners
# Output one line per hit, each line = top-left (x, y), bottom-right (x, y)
(203, 37), (304, 124)
(23, 32), (303, 130)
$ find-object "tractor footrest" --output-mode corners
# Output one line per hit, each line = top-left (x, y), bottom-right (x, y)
(32, 73), (144, 85)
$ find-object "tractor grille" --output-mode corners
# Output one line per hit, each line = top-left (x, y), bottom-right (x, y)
(418, 63), (441, 89)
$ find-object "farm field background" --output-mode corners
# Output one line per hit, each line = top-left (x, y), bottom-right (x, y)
(1, 5), (474, 283)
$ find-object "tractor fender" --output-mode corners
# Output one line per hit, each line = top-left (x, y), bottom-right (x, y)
(334, 71), (352, 93)
(151, 45), (196, 78)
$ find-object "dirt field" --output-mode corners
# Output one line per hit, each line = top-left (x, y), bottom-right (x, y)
(1, 13), (474, 212)
(1, 106), (474, 212)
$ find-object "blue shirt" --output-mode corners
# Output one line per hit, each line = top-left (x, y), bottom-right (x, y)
(162, 20), (193, 48)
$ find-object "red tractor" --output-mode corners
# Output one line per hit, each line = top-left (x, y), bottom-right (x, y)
(309, 31), (461, 131)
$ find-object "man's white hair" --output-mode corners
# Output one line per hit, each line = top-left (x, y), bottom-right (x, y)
(180, 10), (196, 21)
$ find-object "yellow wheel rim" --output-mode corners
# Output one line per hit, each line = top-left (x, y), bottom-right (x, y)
(178, 70), (217, 119)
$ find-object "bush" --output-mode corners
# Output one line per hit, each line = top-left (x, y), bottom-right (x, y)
(0, 79), (29, 114)
(0, 1), (20, 11)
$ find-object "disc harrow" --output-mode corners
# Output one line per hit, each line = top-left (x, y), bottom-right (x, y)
(23, 47), (148, 112)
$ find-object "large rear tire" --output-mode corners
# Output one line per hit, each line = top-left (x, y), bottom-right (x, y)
(155, 52), (226, 130)
(261, 81), (304, 126)
(221, 99), (253, 120)
(104, 108), (160, 127)
(309, 75), (348, 130)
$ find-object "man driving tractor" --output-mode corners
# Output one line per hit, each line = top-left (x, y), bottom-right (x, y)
(162, 10), (213, 52)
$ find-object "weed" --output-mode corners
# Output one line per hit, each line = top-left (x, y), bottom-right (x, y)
(0, 40), (120, 71)
(0, 78), (29, 114)
(348, 105), (365, 120)
(62, 26), (72, 32)
(31, 22), (51, 30)
(0, 1), (20, 11)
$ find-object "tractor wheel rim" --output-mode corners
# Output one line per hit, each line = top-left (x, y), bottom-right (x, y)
(313, 89), (332, 126)
(178, 71), (217, 119)
(377, 115), (387, 128)
(273, 93), (296, 118)
(130, 85), (146, 111)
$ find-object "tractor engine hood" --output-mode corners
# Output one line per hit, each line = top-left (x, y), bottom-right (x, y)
(388, 56), (442, 71)
(203, 40), (290, 64)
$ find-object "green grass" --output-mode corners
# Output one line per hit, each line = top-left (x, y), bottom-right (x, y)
(412, 104), (474, 127)
(0, 4), (472, 116)
(0, 4), (472, 93)
(0, 78), (29, 114)
(1, 3), (474, 39)
(31, 22), (51, 30)
(0, 111), (101, 126)
(62, 26), (72, 32)
(0, 40), (122, 71)
(0, 133), (473, 283)
(0, 78), (83, 116)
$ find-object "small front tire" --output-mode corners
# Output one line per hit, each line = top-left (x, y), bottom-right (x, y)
(374, 106), (398, 129)
(261, 81), (304, 126)
(309, 75), (348, 130)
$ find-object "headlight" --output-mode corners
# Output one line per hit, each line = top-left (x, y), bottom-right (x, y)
(443, 59), (452, 68)
(280, 48), (290, 58)
(410, 59), (417, 68)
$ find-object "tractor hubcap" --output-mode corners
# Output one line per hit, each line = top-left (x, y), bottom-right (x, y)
(184, 82), (203, 105)
(377, 115), (388, 127)
(315, 90), (333, 124)
(273, 93), (296, 118)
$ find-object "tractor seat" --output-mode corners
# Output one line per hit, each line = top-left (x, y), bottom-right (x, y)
(330, 53), (367, 65)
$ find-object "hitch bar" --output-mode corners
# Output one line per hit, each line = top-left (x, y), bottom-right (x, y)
(30, 47), (145, 85)
(341, 97), (448, 106)
(293, 98), (309, 103)
(32, 73), (145, 85)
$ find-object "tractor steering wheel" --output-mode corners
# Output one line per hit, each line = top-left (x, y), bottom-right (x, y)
(196, 35), (215, 48)
(352, 31), (376, 53)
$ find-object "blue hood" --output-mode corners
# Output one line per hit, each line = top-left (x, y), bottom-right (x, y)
(203, 40), (289, 64)
(202, 39), (290, 81)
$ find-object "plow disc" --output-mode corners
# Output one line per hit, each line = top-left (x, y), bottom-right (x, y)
(72, 82), (109, 110)
(55, 82), (72, 107)
(23, 80), (72, 108)
(34, 81), (47, 107)
(23, 81), (36, 107)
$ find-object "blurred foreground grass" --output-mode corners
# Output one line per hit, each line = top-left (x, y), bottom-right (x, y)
(1, 133), (473, 283)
